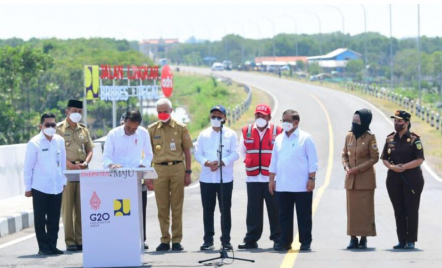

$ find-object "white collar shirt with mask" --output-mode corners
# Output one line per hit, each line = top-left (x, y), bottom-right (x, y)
(194, 126), (239, 183)
(269, 127), (318, 192)
(24, 131), (67, 194)
(102, 125), (153, 169)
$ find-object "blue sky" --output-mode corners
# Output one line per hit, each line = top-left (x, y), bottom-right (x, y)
(1, 1), (441, 42)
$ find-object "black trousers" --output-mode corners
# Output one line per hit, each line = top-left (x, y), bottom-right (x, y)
(386, 172), (424, 243)
(276, 191), (313, 246)
(200, 181), (233, 244)
(32, 189), (62, 251)
(244, 182), (281, 243)
(142, 189), (147, 242)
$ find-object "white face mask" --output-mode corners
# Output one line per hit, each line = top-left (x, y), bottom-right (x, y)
(69, 112), (82, 123)
(282, 122), (294, 132)
(43, 127), (56, 136)
(255, 118), (267, 128)
(211, 118), (222, 128)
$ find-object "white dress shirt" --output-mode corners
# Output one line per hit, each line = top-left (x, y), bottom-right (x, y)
(102, 125), (153, 168)
(194, 126), (239, 183)
(24, 131), (67, 194)
(239, 123), (271, 183)
(269, 127), (318, 192)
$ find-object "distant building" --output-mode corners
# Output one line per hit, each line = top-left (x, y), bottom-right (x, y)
(307, 48), (361, 73)
(254, 56), (308, 71)
(139, 38), (179, 61)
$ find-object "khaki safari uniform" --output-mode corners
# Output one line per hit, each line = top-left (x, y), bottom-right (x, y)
(148, 119), (193, 244)
(56, 119), (94, 246)
(342, 131), (379, 236)
(381, 131), (425, 243)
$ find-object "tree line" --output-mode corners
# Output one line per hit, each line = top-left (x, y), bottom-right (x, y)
(0, 38), (152, 145)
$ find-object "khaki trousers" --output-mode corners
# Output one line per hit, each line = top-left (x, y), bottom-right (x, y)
(153, 163), (185, 244)
(62, 182), (82, 246)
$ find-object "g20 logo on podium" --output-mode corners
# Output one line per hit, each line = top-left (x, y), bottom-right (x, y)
(90, 213), (110, 221)
(114, 199), (131, 216)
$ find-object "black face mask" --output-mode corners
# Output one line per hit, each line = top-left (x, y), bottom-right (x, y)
(394, 123), (406, 132)
(351, 122), (365, 139)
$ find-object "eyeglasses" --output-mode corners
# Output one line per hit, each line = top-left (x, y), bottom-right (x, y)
(211, 116), (223, 121)
(44, 123), (56, 128)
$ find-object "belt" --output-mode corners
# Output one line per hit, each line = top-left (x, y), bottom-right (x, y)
(155, 161), (183, 166)
(71, 161), (84, 164)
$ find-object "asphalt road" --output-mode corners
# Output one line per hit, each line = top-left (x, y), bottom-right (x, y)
(1, 68), (441, 268)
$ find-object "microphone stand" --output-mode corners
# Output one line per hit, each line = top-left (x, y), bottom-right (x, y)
(199, 120), (254, 266)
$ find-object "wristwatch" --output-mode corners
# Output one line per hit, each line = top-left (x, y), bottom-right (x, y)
(308, 177), (316, 181)
(185, 170), (192, 174)
(83, 162), (88, 167)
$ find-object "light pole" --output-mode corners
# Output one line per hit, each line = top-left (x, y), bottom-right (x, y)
(249, 20), (261, 58)
(326, 5), (345, 47)
(361, 5), (368, 85)
(304, 11), (322, 55)
(417, 4), (422, 106)
(283, 14), (299, 56)
(233, 21), (246, 66)
(262, 17), (276, 66)
(389, 5), (394, 90)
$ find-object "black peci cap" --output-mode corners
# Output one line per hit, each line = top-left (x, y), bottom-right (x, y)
(67, 100), (83, 109)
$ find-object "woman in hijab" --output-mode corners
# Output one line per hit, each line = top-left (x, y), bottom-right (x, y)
(341, 109), (379, 249)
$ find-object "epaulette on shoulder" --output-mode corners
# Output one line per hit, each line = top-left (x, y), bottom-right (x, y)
(148, 121), (160, 129)
(78, 123), (87, 128)
(56, 121), (64, 127)
(410, 132), (420, 138)
(387, 132), (395, 137)
(366, 130), (374, 136)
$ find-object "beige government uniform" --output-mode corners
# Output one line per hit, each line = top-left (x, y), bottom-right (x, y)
(341, 131), (379, 237)
(56, 119), (94, 246)
(148, 119), (193, 244)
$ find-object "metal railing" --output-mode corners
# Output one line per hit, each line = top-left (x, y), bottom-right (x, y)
(347, 82), (442, 133)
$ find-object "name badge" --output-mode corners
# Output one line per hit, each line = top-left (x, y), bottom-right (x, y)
(170, 142), (176, 151)
(42, 148), (49, 151)
(244, 139), (254, 144)
(154, 135), (161, 139)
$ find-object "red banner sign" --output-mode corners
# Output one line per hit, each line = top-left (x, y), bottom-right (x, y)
(100, 65), (160, 80)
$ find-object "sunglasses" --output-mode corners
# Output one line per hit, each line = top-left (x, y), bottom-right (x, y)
(211, 116), (223, 120)
(44, 123), (56, 128)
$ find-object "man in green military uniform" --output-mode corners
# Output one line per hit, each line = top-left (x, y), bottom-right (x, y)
(147, 98), (193, 252)
(56, 100), (94, 251)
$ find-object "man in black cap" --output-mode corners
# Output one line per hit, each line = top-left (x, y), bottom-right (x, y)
(194, 105), (239, 250)
(56, 99), (94, 251)
(380, 110), (425, 249)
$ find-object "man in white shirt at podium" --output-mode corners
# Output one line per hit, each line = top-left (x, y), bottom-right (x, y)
(102, 110), (154, 249)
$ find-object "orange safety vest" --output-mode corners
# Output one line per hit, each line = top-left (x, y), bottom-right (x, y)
(242, 124), (282, 176)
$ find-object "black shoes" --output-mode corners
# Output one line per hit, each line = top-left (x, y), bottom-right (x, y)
(51, 248), (64, 255)
(274, 243), (292, 251)
(38, 250), (53, 255)
(66, 245), (78, 251)
(223, 243), (233, 250)
(393, 242), (406, 249)
(358, 238), (367, 249)
(172, 243), (184, 251)
(238, 241), (258, 249)
(144, 243), (149, 250)
(347, 238), (359, 249)
(200, 242), (215, 250)
(300, 243), (311, 251)
(404, 242), (415, 249)
(156, 243), (170, 251)
(76, 244), (82, 251)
